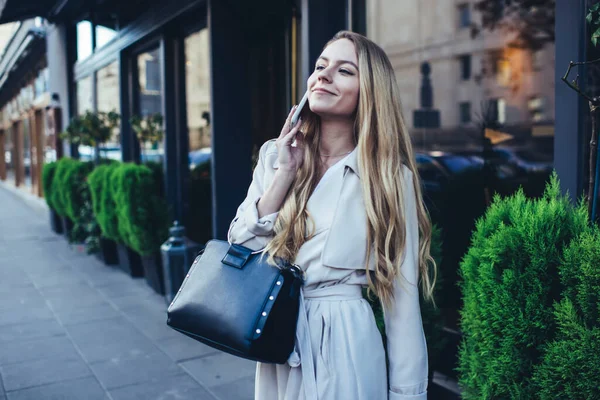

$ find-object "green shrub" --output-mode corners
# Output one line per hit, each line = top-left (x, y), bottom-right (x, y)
(532, 227), (600, 399)
(365, 223), (445, 375)
(42, 162), (57, 210)
(457, 173), (588, 399)
(50, 158), (77, 217)
(88, 163), (121, 241)
(62, 160), (94, 223)
(113, 163), (169, 256)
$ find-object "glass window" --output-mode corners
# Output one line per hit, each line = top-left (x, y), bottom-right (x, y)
(460, 55), (471, 80)
(185, 28), (212, 244)
(76, 20), (93, 61)
(460, 102), (471, 124)
(458, 4), (471, 28)
(370, 0), (555, 333)
(136, 48), (164, 164)
(4, 124), (14, 183)
(95, 24), (117, 49)
(76, 76), (94, 161)
(97, 61), (121, 161)
(22, 117), (31, 188)
(528, 96), (545, 122)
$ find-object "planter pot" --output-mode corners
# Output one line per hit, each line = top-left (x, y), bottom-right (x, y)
(49, 208), (63, 234)
(115, 243), (144, 278)
(140, 252), (165, 295)
(94, 237), (119, 266)
(61, 216), (73, 239)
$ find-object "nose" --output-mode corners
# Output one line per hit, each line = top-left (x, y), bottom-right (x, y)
(317, 67), (332, 83)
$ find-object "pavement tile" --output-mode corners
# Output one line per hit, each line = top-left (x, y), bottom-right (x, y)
(109, 373), (216, 400)
(0, 356), (92, 392)
(180, 352), (257, 388)
(121, 305), (175, 341)
(5, 377), (108, 400)
(29, 272), (88, 289)
(155, 334), (220, 362)
(54, 303), (122, 326)
(0, 335), (79, 366)
(0, 305), (55, 327)
(89, 350), (183, 390)
(43, 289), (106, 311)
(65, 317), (158, 363)
(211, 375), (254, 400)
(0, 319), (64, 344)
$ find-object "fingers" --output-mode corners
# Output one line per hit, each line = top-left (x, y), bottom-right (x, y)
(279, 105), (298, 139)
(281, 117), (302, 146)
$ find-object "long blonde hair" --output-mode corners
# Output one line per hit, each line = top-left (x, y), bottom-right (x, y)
(264, 31), (436, 307)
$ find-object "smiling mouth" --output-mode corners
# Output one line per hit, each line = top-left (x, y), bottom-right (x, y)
(312, 88), (335, 95)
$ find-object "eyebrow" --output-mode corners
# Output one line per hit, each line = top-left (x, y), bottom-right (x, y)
(317, 56), (358, 70)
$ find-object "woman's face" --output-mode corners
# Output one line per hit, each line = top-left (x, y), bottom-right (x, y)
(307, 39), (359, 119)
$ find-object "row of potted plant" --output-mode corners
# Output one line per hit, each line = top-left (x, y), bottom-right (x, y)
(43, 157), (170, 293)
(41, 110), (170, 294)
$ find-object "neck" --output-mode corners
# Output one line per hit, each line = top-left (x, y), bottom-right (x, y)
(318, 117), (355, 156)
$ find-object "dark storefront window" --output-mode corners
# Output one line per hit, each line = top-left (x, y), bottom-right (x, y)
(136, 47), (164, 164)
(184, 28), (212, 243)
(97, 61), (121, 161)
(368, 0), (556, 344)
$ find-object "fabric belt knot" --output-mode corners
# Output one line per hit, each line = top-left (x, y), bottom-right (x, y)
(287, 284), (363, 400)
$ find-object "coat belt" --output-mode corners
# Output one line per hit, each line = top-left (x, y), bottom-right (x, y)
(287, 285), (363, 400)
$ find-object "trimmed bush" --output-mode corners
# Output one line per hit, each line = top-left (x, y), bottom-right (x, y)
(88, 163), (121, 241)
(457, 173), (588, 399)
(42, 162), (57, 210)
(50, 158), (77, 217)
(63, 160), (94, 223)
(113, 163), (169, 256)
(532, 227), (600, 399)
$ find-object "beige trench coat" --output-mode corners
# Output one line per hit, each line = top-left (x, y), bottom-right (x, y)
(228, 140), (428, 400)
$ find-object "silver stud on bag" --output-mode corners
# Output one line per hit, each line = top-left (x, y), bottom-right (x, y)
(276, 281), (281, 285)
(256, 329), (261, 334)
(262, 312), (267, 316)
(269, 296), (274, 300)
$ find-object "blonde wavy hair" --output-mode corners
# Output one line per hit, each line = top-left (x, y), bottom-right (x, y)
(263, 31), (436, 307)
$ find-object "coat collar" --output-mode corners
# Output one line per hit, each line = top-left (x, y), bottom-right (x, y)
(272, 147), (360, 179)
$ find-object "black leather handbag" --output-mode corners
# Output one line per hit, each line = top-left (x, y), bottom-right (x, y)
(166, 239), (305, 364)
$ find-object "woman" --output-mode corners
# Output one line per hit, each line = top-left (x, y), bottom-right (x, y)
(228, 31), (436, 400)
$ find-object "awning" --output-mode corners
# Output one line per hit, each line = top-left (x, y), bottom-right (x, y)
(0, 0), (58, 23)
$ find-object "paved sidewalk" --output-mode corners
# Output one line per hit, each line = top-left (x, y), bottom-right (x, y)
(0, 184), (255, 400)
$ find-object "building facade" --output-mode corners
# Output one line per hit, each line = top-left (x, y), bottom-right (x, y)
(368, 0), (555, 151)
(0, 19), (51, 197)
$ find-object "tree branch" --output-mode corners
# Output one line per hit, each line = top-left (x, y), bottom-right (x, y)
(561, 59), (600, 104)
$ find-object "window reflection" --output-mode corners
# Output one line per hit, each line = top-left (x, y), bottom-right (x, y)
(97, 61), (121, 161)
(76, 76), (94, 161)
(369, 0), (556, 331)
(95, 24), (117, 49)
(185, 28), (212, 243)
(137, 48), (164, 164)
(76, 20), (93, 61)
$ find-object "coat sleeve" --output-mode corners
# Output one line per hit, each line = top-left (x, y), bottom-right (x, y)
(383, 167), (429, 400)
(227, 140), (279, 251)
